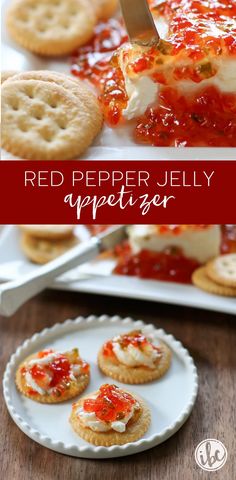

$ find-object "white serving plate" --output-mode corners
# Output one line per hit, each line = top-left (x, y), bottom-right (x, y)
(1, 0), (236, 161)
(0, 225), (236, 316)
(3, 315), (198, 458)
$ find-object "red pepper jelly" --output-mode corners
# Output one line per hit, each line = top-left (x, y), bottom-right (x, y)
(71, 18), (127, 86)
(103, 330), (160, 359)
(71, 18), (128, 125)
(83, 384), (137, 422)
(29, 354), (71, 387)
(113, 242), (200, 284)
(221, 225), (236, 254)
(135, 86), (236, 147)
(113, 225), (236, 283)
(24, 350), (89, 396)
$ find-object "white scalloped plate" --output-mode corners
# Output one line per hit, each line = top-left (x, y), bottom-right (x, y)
(3, 315), (198, 458)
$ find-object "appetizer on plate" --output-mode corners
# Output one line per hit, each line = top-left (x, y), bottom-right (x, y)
(70, 383), (151, 446)
(72, 0), (236, 147)
(103, 0), (236, 146)
(16, 348), (90, 403)
(114, 225), (221, 284)
(98, 329), (171, 384)
(4, 0), (235, 157)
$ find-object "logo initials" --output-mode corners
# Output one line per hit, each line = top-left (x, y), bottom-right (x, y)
(195, 439), (227, 472)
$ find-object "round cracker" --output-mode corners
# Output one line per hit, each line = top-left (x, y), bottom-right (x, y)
(92, 0), (118, 20)
(70, 389), (151, 446)
(2, 78), (102, 160)
(206, 254), (236, 288)
(6, 0), (96, 56)
(19, 225), (75, 240)
(97, 341), (172, 384)
(1, 71), (18, 84)
(15, 353), (90, 404)
(192, 266), (236, 297)
(21, 233), (78, 264)
(6, 70), (103, 136)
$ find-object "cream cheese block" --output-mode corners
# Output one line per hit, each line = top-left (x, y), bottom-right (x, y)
(127, 225), (221, 263)
(118, 5), (236, 120)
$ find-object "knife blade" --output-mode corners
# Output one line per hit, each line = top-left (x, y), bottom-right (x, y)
(98, 225), (127, 252)
(119, 0), (160, 46)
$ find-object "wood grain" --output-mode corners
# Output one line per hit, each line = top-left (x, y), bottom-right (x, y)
(1, 290), (235, 480)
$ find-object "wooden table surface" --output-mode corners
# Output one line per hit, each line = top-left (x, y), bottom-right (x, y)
(1, 290), (235, 480)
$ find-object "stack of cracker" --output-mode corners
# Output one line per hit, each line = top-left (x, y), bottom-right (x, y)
(192, 254), (236, 297)
(19, 225), (78, 264)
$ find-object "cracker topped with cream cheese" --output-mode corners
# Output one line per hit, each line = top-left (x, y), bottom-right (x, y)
(98, 329), (172, 384)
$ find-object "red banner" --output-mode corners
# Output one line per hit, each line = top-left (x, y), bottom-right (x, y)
(1, 161), (235, 224)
